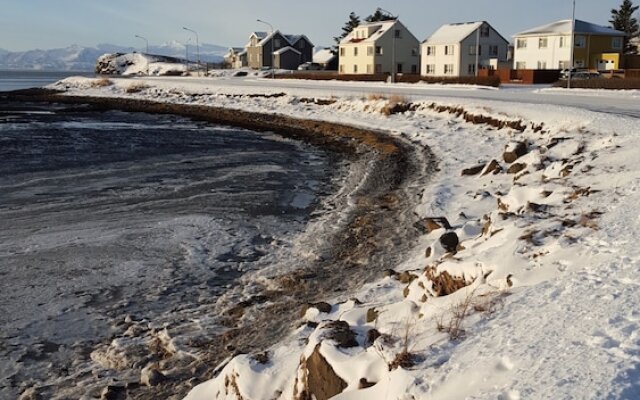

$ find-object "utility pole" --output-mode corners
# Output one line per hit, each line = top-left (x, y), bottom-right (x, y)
(135, 34), (149, 76)
(475, 26), (480, 77)
(568, 0), (576, 89)
(377, 7), (398, 83)
(257, 19), (275, 78)
(183, 27), (200, 76)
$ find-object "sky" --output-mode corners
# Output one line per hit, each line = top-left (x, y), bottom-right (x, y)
(0, 0), (629, 51)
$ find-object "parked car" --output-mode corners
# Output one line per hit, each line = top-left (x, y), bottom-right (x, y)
(560, 69), (601, 80)
(297, 62), (322, 71)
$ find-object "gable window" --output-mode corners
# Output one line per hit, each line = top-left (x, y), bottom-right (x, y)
(394, 29), (401, 38)
(274, 38), (281, 48)
(489, 45), (498, 56)
(444, 64), (454, 74)
(298, 41), (305, 49)
(444, 45), (454, 55)
(425, 64), (435, 74)
(538, 38), (548, 48)
(367, 46), (374, 56)
(574, 35), (586, 48)
(480, 25), (490, 37)
(426, 46), (435, 56)
(516, 38), (527, 49)
(376, 46), (383, 55)
(612, 37), (622, 50)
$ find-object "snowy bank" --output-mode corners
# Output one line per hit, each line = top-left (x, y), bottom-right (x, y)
(40, 77), (640, 399)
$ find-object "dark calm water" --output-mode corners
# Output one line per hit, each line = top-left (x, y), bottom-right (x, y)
(0, 100), (339, 398)
(0, 70), (94, 91)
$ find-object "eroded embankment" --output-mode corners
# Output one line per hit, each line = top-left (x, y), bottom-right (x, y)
(4, 89), (435, 400)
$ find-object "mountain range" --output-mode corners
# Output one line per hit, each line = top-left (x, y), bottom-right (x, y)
(0, 42), (228, 71)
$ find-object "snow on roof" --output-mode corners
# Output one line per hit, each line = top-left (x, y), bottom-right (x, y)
(250, 31), (313, 48)
(273, 46), (301, 55)
(515, 19), (625, 37)
(423, 21), (484, 45)
(340, 20), (398, 45)
(313, 49), (336, 64)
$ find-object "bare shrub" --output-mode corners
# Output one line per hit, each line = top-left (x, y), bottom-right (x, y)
(91, 78), (113, 87)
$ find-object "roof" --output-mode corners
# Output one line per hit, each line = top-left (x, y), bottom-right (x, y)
(514, 19), (625, 37)
(423, 21), (484, 45)
(273, 46), (301, 55)
(340, 20), (398, 45)
(248, 30), (314, 48)
(313, 49), (336, 64)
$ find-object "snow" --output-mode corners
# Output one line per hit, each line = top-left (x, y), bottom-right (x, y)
(515, 19), (626, 37)
(313, 49), (336, 64)
(47, 75), (640, 399)
(340, 20), (398, 44)
(423, 21), (483, 45)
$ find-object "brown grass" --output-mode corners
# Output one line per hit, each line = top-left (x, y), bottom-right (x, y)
(125, 82), (150, 93)
(91, 78), (113, 87)
(367, 93), (386, 101)
(425, 266), (470, 297)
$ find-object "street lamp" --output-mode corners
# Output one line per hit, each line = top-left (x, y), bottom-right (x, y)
(135, 34), (149, 76)
(377, 7), (398, 83)
(183, 26), (200, 76)
(567, 0), (576, 89)
(257, 19), (275, 78)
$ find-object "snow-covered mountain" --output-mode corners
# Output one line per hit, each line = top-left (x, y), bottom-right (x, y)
(0, 42), (227, 71)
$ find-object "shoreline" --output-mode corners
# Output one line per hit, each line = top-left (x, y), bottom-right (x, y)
(3, 88), (434, 399)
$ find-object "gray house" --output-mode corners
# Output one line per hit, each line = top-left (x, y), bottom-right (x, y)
(246, 30), (314, 70)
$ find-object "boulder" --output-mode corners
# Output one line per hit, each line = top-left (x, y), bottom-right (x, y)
(507, 162), (527, 174)
(322, 321), (358, 348)
(414, 217), (451, 234)
(439, 232), (459, 253)
(503, 141), (528, 163)
(140, 367), (166, 387)
(300, 302), (333, 317)
(300, 345), (348, 400)
(481, 159), (502, 176)
(100, 385), (127, 400)
(461, 164), (485, 176)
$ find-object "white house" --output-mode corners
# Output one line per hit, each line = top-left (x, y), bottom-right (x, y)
(512, 19), (626, 70)
(421, 21), (510, 77)
(339, 19), (420, 75)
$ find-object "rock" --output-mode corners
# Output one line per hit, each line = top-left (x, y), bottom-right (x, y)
(100, 385), (127, 400)
(425, 246), (432, 258)
(322, 321), (358, 348)
(507, 162), (527, 174)
(140, 367), (166, 387)
(439, 232), (459, 253)
(366, 329), (381, 346)
(481, 159), (502, 176)
(397, 271), (418, 284)
(383, 269), (397, 278)
(300, 345), (348, 400)
(359, 378), (377, 389)
(18, 388), (41, 400)
(414, 217), (451, 234)
(461, 164), (485, 176)
(300, 302), (333, 317)
(366, 308), (379, 323)
(503, 141), (528, 163)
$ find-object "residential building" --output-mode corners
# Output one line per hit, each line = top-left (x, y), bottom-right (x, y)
(338, 20), (420, 75)
(245, 31), (314, 70)
(313, 48), (338, 70)
(513, 19), (625, 70)
(421, 21), (510, 77)
(224, 47), (247, 69)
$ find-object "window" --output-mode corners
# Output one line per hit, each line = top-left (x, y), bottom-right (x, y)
(367, 64), (373, 73)
(340, 48), (345, 57)
(559, 60), (570, 69)
(444, 64), (454, 74)
(489, 45), (498, 56)
(426, 46), (435, 56)
(339, 64), (344, 73)
(538, 38), (548, 48)
(354, 47), (358, 56)
(516, 38), (527, 49)
(274, 38), (281, 48)
(376, 46), (383, 55)
(469, 45), (482, 55)
(367, 46), (374, 56)
(397, 63), (403, 73)
(575, 59), (585, 67)
(516, 61), (526, 69)
(353, 64), (358, 73)
(574, 35), (586, 48)
(612, 37), (623, 49)
(444, 45), (454, 55)
(394, 29), (401, 38)
(468, 64), (476, 74)
(559, 36), (568, 48)
(537, 61), (547, 69)
(411, 48), (418, 56)
(480, 25), (490, 37)
(411, 64), (418, 73)
(426, 64), (435, 74)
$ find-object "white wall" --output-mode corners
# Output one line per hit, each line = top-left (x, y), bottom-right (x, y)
(512, 35), (571, 69)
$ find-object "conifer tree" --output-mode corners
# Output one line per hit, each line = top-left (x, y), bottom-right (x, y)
(610, 0), (639, 53)
(333, 12), (361, 54)
(365, 9), (396, 23)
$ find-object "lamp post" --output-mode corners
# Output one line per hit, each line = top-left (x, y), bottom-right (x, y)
(183, 26), (200, 76)
(257, 19), (275, 78)
(377, 8), (398, 83)
(135, 34), (149, 76)
(185, 38), (191, 73)
(567, 0), (576, 89)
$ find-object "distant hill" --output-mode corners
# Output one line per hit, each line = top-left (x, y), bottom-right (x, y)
(0, 42), (228, 71)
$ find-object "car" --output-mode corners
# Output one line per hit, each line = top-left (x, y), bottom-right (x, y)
(297, 62), (323, 71)
(571, 71), (601, 80)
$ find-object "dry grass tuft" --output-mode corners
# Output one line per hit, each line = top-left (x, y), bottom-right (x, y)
(367, 93), (386, 101)
(425, 266), (470, 297)
(91, 78), (113, 87)
(125, 82), (150, 93)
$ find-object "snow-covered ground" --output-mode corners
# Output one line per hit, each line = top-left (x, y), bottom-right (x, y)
(48, 76), (640, 399)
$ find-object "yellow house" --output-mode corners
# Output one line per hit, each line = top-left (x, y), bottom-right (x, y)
(513, 19), (626, 70)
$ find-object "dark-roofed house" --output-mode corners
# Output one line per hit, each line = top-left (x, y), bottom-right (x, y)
(513, 19), (626, 70)
(224, 47), (247, 69)
(245, 31), (313, 70)
(421, 21), (510, 77)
